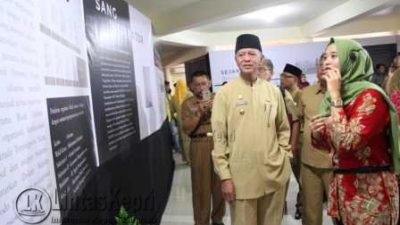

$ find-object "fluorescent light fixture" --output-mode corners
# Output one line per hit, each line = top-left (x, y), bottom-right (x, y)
(241, 4), (295, 23)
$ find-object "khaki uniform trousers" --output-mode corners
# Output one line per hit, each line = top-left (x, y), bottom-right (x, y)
(181, 131), (191, 163)
(301, 163), (333, 225)
(230, 188), (286, 225)
(291, 133), (303, 183)
(190, 136), (225, 225)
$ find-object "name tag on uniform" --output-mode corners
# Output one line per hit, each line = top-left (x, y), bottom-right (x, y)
(189, 106), (198, 112)
(235, 99), (248, 107)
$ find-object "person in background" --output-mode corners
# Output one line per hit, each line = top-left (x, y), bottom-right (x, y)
(310, 38), (399, 225)
(172, 80), (193, 165)
(165, 81), (172, 95)
(181, 71), (226, 225)
(299, 54), (334, 225)
(299, 73), (310, 89)
(212, 34), (291, 225)
(259, 57), (301, 215)
(280, 64), (303, 106)
(260, 58), (300, 158)
(384, 55), (400, 93)
(258, 57), (274, 82)
(371, 63), (387, 87)
(391, 55), (400, 73)
(387, 69), (400, 122)
(165, 81), (181, 153)
(280, 63), (303, 219)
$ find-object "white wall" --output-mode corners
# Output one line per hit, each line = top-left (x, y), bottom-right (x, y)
(209, 35), (400, 91)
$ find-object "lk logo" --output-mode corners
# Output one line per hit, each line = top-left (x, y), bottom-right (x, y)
(15, 188), (52, 224)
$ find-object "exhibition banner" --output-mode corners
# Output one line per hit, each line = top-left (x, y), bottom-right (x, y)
(47, 96), (96, 219)
(130, 7), (166, 140)
(84, 0), (140, 164)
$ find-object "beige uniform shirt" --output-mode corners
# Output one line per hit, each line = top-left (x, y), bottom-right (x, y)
(211, 77), (292, 199)
(283, 89), (300, 122)
(181, 95), (213, 135)
(288, 88), (303, 122)
(299, 83), (332, 168)
(289, 89), (301, 106)
(289, 88), (304, 148)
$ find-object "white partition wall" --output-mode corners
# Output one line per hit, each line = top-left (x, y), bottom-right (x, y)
(0, 1), (167, 224)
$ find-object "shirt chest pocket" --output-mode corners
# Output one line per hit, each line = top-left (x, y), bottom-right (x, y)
(264, 101), (274, 127)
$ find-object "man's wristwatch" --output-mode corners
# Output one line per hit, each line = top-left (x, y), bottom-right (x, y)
(331, 98), (343, 108)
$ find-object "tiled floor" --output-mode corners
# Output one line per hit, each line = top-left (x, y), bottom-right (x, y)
(161, 153), (334, 225)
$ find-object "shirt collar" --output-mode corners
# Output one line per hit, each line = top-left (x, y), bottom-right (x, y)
(239, 75), (260, 86)
(288, 87), (300, 96)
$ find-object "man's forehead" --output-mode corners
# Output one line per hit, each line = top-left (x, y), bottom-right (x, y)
(281, 72), (296, 77)
(192, 75), (209, 82)
(236, 48), (260, 54)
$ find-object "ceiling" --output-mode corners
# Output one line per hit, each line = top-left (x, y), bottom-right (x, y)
(129, 0), (200, 18)
(193, 0), (348, 32)
(128, 0), (400, 66)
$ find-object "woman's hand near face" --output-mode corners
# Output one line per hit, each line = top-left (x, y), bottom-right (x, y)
(323, 67), (341, 100)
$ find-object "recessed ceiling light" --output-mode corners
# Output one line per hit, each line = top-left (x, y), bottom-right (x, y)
(241, 4), (295, 23)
